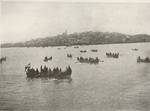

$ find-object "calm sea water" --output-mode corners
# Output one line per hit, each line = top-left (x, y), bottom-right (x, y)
(0, 43), (150, 111)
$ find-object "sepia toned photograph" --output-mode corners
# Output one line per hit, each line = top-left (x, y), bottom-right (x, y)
(0, 0), (150, 111)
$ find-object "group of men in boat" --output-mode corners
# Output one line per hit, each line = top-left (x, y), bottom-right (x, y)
(0, 56), (6, 63)
(74, 46), (79, 48)
(67, 54), (72, 58)
(80, 50), (87, 53)
(132, 48), (138, 51)
(25, 64), (72, 79)
(77, 56), (99, 64)
(44, 56), (52, 62)
(137, 56), (150, 63)
(106, 52), (119, 58)
(91, 49), (98, 52)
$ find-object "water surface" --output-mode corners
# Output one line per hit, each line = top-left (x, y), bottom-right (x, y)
(0, 43), (150, 111)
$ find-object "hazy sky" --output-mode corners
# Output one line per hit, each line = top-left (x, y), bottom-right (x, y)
(1, 1), (150, 43)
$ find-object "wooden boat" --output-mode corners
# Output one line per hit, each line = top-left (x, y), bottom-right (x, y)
(74, 46), (79, 48)
(67, 54), (72, 58)
(44, 56), (52, 62)
(132, 48), (138, 51)
(80, 50), (87, 53)
(106, 52), (119, 58)
(25, 65), (72, 79)
(91, 49), (98, 52)
(77, 57), (99, 64)
(0, 57), (6, 63)
(137, 56), (150, 63)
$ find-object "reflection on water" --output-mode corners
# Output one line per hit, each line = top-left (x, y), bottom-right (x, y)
(26, 77), (73, 84)
(0, 43), (150, 111)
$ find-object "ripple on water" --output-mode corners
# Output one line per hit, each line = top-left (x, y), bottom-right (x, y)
(0, 43), (150, 111)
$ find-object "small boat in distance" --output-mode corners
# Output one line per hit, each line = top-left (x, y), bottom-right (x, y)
(91, 49), (98, 52)
(80, 50), (87, 53)
(67, 54), (72, 58)
(0, 56), (6, 63)
(106, 52), (119, 58)
(44, 56), (52, 62)
(74, 46), (79, 48)
(132, 48), (138, 51)
(137, 56), (150, 63)
(77, 56), (100, 64)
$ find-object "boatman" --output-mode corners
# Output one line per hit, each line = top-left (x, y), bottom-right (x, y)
(25, 63), (31, 72)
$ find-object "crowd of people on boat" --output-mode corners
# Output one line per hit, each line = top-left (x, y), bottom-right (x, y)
(0, 56), (6, 63)
(25, 64), (72, 79)
(80, 50), (87, 53)
(44, 56), (52, 62)
(77, 56), (99, 64)
(137, 56), (150, 63)
(74, 46), (79, 48)
(132, 48), (138, 51)
(106, 52), (119, 58)
(91, 49), (98, 52)
(67, 54), (72, 58)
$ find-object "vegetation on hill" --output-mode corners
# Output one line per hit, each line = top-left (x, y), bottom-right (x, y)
(1, 31), (150, 48)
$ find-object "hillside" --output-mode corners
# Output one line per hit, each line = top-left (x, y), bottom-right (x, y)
(1, 31), (150, 48)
